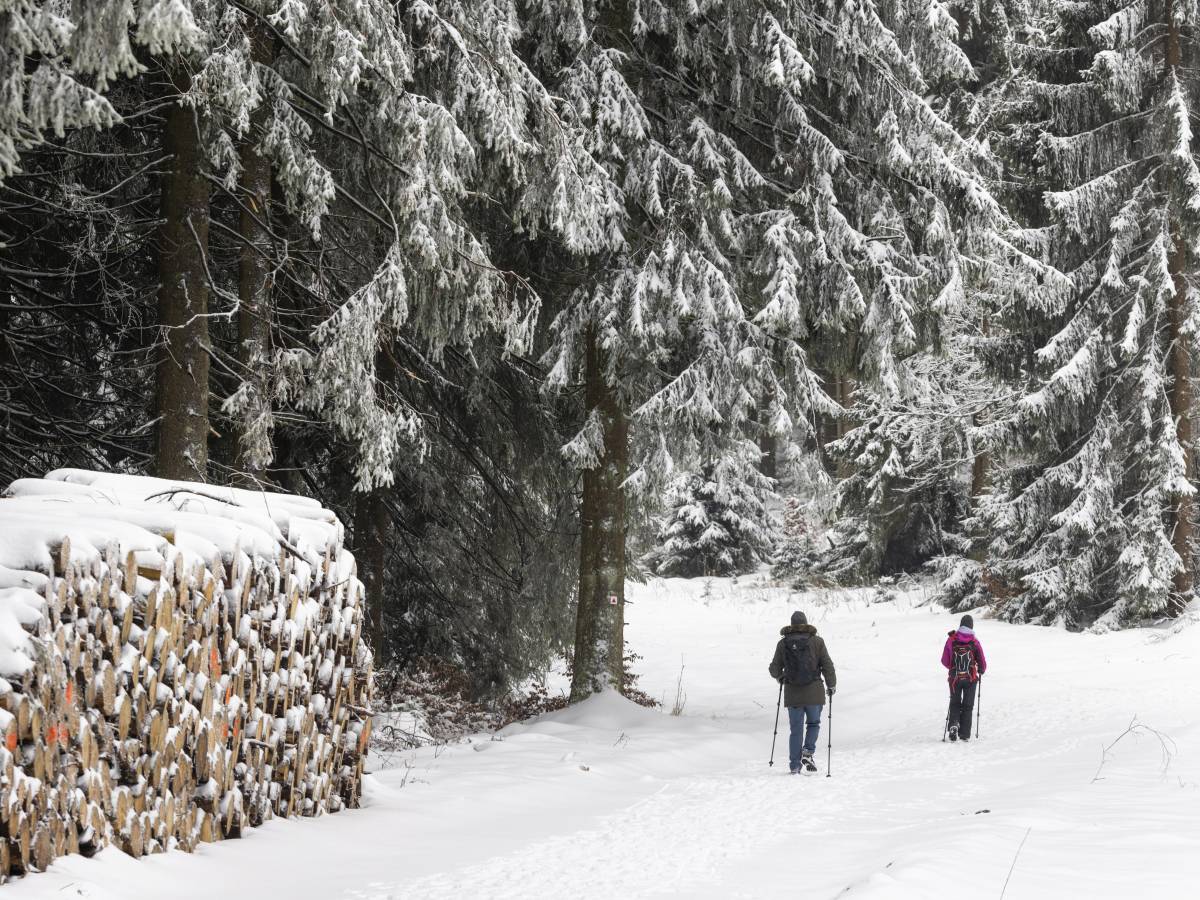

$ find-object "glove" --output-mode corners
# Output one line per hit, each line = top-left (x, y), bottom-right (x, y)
(826, 686), (836, 697)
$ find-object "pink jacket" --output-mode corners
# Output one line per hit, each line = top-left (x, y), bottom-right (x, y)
(941, 628), (986, 682)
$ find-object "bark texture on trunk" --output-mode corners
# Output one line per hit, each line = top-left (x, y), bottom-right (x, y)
(835, 374), (853, 440)
(759, 414), (777, 481)
(353, 491), (389, 663)
(570, 328), (629, 702)
(234, 23), (277, 484)
(156, 65), (211, 481)
(1166, 9), (1194, 602)
(970, 416), (989, 502)
(1168, 238), (1194, 599)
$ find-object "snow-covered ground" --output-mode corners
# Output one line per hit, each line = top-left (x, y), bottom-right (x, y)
(12, 577), (1199, 898)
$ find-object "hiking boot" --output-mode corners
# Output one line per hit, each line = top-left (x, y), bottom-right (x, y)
(960, 734), (971, 743)
(949, 725), (959, 742)
(800, 753), (817, 773)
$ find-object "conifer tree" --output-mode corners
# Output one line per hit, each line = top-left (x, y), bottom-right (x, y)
(822, 356), (976, 581)
(0, 1), (118, 180)
(1, 2), (596, 694)
(649, 449), (777, 579)
(772, 495), (822, 587)
(973, 0), (1200, 628)
(529, 0), (1026, 699)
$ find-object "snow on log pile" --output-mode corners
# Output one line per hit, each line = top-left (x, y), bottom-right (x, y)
(0, 470), (373, 881)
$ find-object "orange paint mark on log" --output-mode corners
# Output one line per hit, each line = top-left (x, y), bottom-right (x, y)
(47, 725), (57, 744)
(222, 721), (229, 741)
(210, 646), (220, 674)
(5, 732), (15, 751)
(65, 682), (74, 704)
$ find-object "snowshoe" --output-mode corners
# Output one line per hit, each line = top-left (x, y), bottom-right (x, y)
(948, 725), (959, 742)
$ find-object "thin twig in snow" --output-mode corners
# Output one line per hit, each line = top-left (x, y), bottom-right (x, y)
(999, 827), (1032, 900)
(1091, 716), (1176, 782)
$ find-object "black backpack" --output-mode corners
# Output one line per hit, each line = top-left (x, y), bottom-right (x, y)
(782, 634), (819, 686)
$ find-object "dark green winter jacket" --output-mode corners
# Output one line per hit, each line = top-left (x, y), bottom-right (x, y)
(769, 624), (837, 707)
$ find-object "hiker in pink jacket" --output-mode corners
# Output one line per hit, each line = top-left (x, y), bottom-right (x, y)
(941, 614), (986, 742)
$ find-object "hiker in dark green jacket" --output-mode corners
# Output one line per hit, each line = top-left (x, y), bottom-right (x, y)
(769, 611), (837, 773)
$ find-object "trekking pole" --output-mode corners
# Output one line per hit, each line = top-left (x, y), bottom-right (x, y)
(768, 682), (782, 767)
(826, 691), (833, 778)
(976, 676), (982, 740)
(942, 676), (954, 742)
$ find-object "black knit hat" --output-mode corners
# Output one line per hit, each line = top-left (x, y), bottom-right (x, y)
(791, 610), (808, 626)
(960, 614), (974, 629)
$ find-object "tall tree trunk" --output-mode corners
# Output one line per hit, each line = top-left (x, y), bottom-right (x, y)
(811, 367), (838, 474)
(969, 414), (989, 501)
(1167, 9), (1194, 603)
(570, 1), (634, 701)
(832, 374), (856, 480)
(759, 408), (777, 481)
(968, 413), (991, 566)
(1168, 239), (1194, 600)
(156, 65), (211, 481)
(570, 328), (629, 701)
(234, 23), (277, 484)
(970, 316), (991, 509)
(354, 492), (388, 663)
(835, 374), (855, 439)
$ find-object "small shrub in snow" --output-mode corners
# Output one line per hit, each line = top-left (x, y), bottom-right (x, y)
(372, 658), (572, 758)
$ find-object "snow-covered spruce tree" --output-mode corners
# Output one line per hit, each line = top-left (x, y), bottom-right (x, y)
(56, 0), (337, 481)
(821, 351), (978, 582)
(0, 2), (134, 479)
(525, 0), (1028, 700)
(648, 447), (777, 578)
(771, 495), (822, 587)
(0, 2), (119, 181)
(819, 0), (1058, 584)
(223, 0), (620, 489)
(218, 3), (623, 692)
(267, 340), (580, 698)
(2, 1), (249, 483)
(972, 0), (1200, 629)
(917, 1), (1047, 608)
(0, 3), (592, 694)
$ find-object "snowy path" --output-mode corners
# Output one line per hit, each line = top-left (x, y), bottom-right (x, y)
(13, 578), (1200, 899)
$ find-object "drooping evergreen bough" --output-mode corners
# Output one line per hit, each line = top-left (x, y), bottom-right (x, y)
(771, 494), (825, 587)
(529, 0), (1025, 699)
(0, 1), (591, 697)
(0, 1), (1052, 703)
(969, 0), (1200, 630)
(823, 354), (977, 582)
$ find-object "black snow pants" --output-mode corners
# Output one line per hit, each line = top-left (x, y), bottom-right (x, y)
(948, 680), (978, 739)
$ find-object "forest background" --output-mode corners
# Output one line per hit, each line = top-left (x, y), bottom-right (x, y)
(2, 0), (1195, 704)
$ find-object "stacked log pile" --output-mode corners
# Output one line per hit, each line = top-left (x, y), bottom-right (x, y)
(0, 470), (373, 881)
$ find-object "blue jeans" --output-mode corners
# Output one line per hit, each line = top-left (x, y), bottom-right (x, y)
(787, 704), (823, 768)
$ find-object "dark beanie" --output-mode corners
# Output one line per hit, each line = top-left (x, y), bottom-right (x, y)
(791, 610), (807, 626)
(960, 614), (974, 629)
